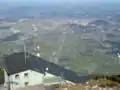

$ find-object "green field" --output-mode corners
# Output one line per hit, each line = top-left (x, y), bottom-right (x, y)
(0, 32), (119, 75)
(0, 26), (11, 30)
(0, 44), (15, 52)
(30, 32), (120, 75)
(0, 19), (119, 76)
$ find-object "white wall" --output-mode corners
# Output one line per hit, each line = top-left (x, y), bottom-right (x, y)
(7, 69), (72, 90)
(9, 70), (44, 90)
(4, 69), (8, 88)
(9, 69), (63, 90)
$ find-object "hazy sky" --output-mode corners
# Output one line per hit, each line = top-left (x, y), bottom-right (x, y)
(1, 0), (120, 5)
(1, 0), (119, 2)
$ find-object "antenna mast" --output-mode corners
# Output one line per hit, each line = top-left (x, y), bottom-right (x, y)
(24, 40), (27, 64)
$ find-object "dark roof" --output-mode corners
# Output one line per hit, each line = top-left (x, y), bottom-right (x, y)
(4, 52), (92, 83)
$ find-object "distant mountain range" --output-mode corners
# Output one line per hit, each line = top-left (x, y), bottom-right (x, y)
(0, 3), (120, 20)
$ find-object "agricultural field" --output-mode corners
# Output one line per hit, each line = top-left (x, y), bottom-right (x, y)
(0, 19), (120, 76)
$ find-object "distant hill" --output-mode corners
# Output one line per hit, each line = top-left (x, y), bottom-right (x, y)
(88, 20), (110, 26)
(0, 33), (24, 42)
(0, 26), (11, 30)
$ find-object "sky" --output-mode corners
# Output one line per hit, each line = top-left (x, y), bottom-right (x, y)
(1, 0), (119, 3)
(0, 0), (120, 5)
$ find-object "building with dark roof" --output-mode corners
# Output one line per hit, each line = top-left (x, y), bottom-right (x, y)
(3, 52), (92, 90)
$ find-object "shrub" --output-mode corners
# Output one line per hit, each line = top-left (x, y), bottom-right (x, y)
(0, 68), (4, 84)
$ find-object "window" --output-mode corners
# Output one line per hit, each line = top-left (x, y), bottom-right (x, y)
(24, 73), (28, 77)
(15, 74), (19, 79)
(25, 82), (29, 86)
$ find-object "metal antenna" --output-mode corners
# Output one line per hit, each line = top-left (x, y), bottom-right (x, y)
(24, 40), (27, 64)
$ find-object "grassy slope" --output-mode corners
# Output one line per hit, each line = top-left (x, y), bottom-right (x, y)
(0, 43), (17, 53)
(0, 32), (119, 75)
(59, 34), (119, 75)
(33, 32), (119, 75)
(1, 20), (119, 75)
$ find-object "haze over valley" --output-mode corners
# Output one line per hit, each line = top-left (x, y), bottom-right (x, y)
(0, 2), (120, 76)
